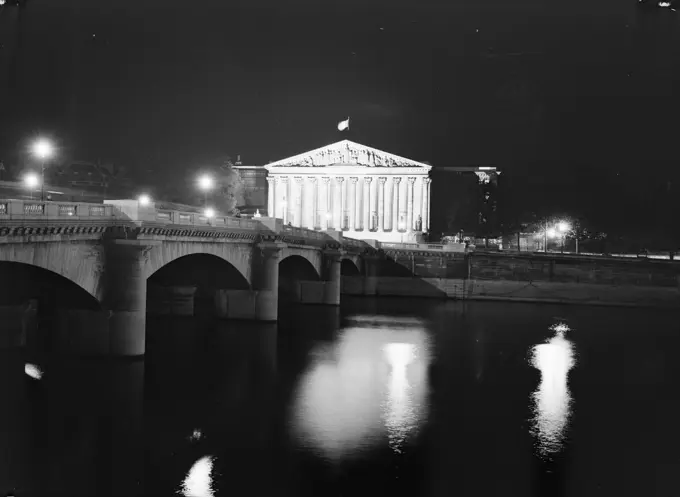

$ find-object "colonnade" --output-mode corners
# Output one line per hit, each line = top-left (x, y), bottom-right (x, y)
(267, 175), (431, 233)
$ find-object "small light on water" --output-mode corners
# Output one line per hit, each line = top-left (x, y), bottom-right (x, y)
(25, 363), (43, 380)
(188, 429), (202, 442)
(180, 455), (215, 497)
(550, 322), (571, 335)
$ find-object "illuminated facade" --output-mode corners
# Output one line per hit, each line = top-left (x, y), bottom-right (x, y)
(264, 140), (432, 243)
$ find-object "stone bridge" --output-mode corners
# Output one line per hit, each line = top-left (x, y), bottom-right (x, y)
(0, 199), (378, 356)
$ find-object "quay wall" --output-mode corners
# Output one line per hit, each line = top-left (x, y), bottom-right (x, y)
(342, 252), (680, 309)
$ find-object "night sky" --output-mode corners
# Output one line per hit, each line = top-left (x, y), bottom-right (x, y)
(1, 0), (679, 184)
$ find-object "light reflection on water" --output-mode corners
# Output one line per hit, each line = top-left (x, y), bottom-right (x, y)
(529, 322), (576, 460)
(382, 343), (419, 454)
(180, 455), (215, 497)
(292, 315), (431, 460)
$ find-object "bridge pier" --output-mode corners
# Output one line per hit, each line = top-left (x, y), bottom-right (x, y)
(55, 240), (156, 357)
(253, 244), (281, 321)
(292, 251), (343, 306)
(213, 243), (282, 322)
(322, 251), (342, 305)
(362, 255), (380, 296)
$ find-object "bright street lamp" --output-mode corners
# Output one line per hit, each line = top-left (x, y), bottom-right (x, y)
(557, 221), (570, 253)
(198, 174), (214, 207)
(138, 194), (151, 206)
(204, 207), (215, 218)
(24, 173), (40, 199)
(31, 138), (55, 202)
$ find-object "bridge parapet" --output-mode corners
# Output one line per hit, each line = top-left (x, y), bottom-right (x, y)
(0, 198), (116, 221)
(379, 241), (464, 253)
(105, 199), (260, 230)
(0, 198), (381, 252)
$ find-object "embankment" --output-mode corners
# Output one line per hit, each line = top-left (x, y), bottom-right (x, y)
(342, 251), (680, 309)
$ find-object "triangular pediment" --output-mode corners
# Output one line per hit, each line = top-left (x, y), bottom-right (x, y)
(264, 140), (432, 169)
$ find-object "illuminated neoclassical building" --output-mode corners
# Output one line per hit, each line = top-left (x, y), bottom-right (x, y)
(264, 140), (432, 243)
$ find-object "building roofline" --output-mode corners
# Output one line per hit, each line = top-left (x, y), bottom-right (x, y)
(265, 139), (432, 169)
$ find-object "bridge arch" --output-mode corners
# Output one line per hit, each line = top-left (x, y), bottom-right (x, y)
(0, 244), (102, 301)
(341, 258), (361, 276)
(147, 253), (251, 318)
(0, 261), (102, 311)
(145, 242), (252, 285)
(278, 254), (320, 303)
(279, 247), (323, 278)
(148, 253), (251, 289)
(279, 254), (321, 281)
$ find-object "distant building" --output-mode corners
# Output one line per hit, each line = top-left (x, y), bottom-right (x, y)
(264, 139), (432, 243)
(430, 166), (500, 238)
(54, 161), (109, 189)
(232, 156), (267, 214)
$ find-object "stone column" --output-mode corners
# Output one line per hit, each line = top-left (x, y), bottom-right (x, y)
(254, 244), (283, 321)
(363, 177), (372, 231)
(295, 177), (304, 228)
(308, 177), (318, 229)
(352, 177), (361, 230)
(323, 251), (342, 305)
(392, 177), (402, 231)
(274, 177), (284, 218)
(335, 177), (344, 230)
(426, 177), (432, 231)
(341, 176), (348, 230)
(407, 177), (416, 232)
(385, 177), (393, 230)
(322, 177), (331, 229)
(266, 176), (275, 218)
(422, 177), (431, 232)
(281, 177), (289, 224)
(377, 177), (386, 231)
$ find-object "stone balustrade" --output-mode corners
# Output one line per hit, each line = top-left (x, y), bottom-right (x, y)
(378, 241), (464, 252)
(0, 199), (375, 253)
(0, 198), (116, 220)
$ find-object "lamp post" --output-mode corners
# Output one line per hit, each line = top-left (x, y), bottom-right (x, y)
(557, 221), (570, 254)
(31, 138), (54, 202)
(23, 173), (39, 200)
(198, 174), (214, 208)
(204, 207), (215, 225)
(546, 227), (557, 253)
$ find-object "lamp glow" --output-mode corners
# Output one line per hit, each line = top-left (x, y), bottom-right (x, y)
(24, 173), (40, 189)
(547, 228), (557, 238)
(198, 175), (214, 191)
(557, 221), (570, 232)
(32, 138), (54, 160)
(204, 208), (215, 218)
(138, 194), (151, 206)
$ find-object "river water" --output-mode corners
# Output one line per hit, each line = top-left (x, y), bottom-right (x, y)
(1, 297), (679, 497)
